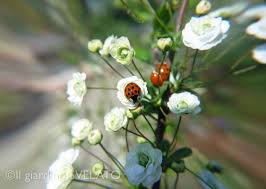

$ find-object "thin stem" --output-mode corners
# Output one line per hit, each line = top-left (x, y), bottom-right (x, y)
(176, 0), (189, 32)
(185, 167), (215, 189)
(165, 116), (182, 158)
(80, 145), (113, 170)
(100, 56), (125, 78)
(142, 114), (156, 135)
(132, 59), (145, 80)
(232, 65), (257, 75)
(99, 143), (124, 174)
(160, 107), (168, 117)
(122, 127), (142, 137)
(158, 53), (167, 75)
(132, 119), (154, 147)
(87, 87), (117, 90)
(173, 173), (179, 189)
(125, 121), (129, 152)
(73, 178), (114, 189)
(123, 65), (135, 76)
(230, 53), (250, 70)
(146, 113), (158, 121)
(183, 49), (198, 79)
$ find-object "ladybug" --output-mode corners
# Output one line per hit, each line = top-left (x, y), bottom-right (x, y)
(150, 71), (163, 86)
(156, 63), (170, 81)
(124, 82), (141, 103)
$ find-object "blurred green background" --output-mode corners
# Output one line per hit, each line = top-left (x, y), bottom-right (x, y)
(0, 0), (265, 189)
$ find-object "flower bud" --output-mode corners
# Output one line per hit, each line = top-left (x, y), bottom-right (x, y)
(88, 129), (103, 145)
(88, 39), (103, 53)
(126, 106), (143, 119)
(72, 138), (81, 146)
(91, 162), (105, 176)
(196, 0), (211, 15)
(157, 37), (173, 51)
(137, 137), (146, 144)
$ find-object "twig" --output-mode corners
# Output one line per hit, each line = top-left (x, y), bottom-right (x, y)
(132, 119), (155, 147)
(176, 0), (190, 32)
(80, 145), (113, 170)
(185, 167), (215, 189)
(123, 65), (135, 76)
(142, 113), (156, 135)
(125, 121), (129, 152)
(122, 127), (142, 137)
(100, 56), (125, 78)
(132, 59), (145, 80)
(173, 173), (179, 189)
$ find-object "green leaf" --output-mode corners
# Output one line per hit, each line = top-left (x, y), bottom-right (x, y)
(168, 147), (192, 163)
(135, 46), (151, 62)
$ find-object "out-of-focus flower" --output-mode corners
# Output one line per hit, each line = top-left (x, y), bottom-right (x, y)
(182, 16), (230, 50)
(110, 36), (135, 65)
(104, 107), (128, 132)
(252, 44), (266, 64)
(88, 39), (103, 53)
(246, 18), (266, 40)
(209, 2), (248, 18)
(117, 76), (148, 109)
(91, 162), (105, 177)
(67, 72), (87, 106)
(125, 143), (162, 187)
(71, 119), (93, 141)
(237, 4), (266, 22)
(88, 129), (103, 145)
(99, 35), (117, 56)
(196, 0), (211, 15)
(47, 149), (79, 189)
(167, 92), (201, 115)
(157, 37), (173, 51)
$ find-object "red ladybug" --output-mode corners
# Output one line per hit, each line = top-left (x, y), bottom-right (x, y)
(150, 71), (163, 86)
(124, 82), (141, 103)
(156, 63), (170, 81)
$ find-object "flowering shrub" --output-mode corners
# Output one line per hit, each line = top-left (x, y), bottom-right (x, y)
(47, 1), (266, 189)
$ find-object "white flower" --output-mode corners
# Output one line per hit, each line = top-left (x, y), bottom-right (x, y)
(196, 0), (211, 15)
(47, 149), (79, 189)
(157, 37), (173, 51)
(117, 76), (148, 109)
(91, 162), (105, 176)
(67, 72), (87, 106)
(246, 18), (266, 40)
(104, 107), (128, 132)
(71, 119), (93, 141)
(88, 39), (103, 53)
(88, 129), (103, 145)
(99, 35), (117, 56)
(209, 2), (248, 18)
(182, 16), (230, 50)
(252, 44), (266, 64)
(167, 92), (201, 115)
(237, 4), (266, 22)
(125, 143), (162, 187)
(110, 36), (135, 65)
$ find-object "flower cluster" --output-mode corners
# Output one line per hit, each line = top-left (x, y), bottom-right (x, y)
(48, 1), (266, 189)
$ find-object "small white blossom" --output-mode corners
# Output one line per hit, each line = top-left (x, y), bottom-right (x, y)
(125, 143), (162, 187)
(91, 162), (105, 176)
(167, 92), (201, 115)
(99, 35), (117, 56)
(157, 37), (173, 51)
(67, 72), (87, 106)
(237, 4), (266, 22)
(104, 107), (128, 132)
(117, 76), (148, 109)
(252, 44), (266, 64)
(71, 119), (93, 141)
(246, 18), (266, 40)
(182, 16), (230, 50)
(110, 36), (135, 65)
(196, 0), (211, 15)
(88, 39), (103, 53)
(47, 149), (79, 189)
(88, 129), (103, 145)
